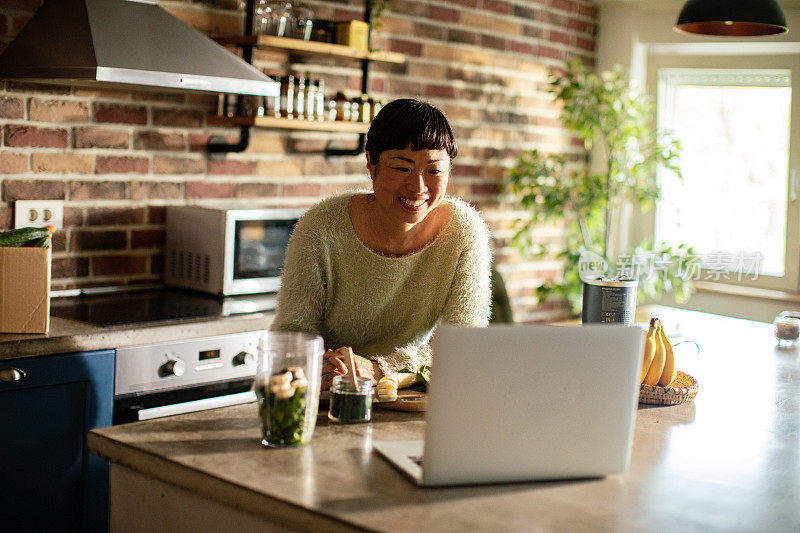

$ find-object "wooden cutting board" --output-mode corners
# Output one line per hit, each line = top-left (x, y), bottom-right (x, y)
(375, 390), (427, 411)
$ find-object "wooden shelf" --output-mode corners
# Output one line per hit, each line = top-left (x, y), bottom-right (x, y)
(207, 115), (369, 133)
(214, 35), (405, 64)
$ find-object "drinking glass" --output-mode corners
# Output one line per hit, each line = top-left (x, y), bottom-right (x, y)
(255, 331), (323, 447)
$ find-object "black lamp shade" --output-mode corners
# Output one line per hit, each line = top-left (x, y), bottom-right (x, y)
(675, 0), (788, 36)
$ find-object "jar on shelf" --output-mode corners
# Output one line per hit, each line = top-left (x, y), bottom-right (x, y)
(294, 76), (306, 119)
(291, 2), (314, 41)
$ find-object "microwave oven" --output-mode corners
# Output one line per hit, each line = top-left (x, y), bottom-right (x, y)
(165, 206), (304, 295)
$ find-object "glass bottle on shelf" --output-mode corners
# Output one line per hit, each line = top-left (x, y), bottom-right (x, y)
(253, 1), (293, 37)
(279, 75), (295, 118)
(292, 2), (315, 41)
(305, 79), (317, 120)
(295, 76), (305, 119)
(316, 79), (326, 121)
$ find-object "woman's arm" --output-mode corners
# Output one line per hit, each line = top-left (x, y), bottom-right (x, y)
(270, 216), (326, 335)
(440, 209), (492, 327)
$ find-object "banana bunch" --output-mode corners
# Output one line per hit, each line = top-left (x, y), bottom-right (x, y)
(640, 318), (677, 387)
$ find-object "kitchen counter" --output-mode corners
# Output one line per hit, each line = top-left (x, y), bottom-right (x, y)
(89, 308), (800, 532)
(0, 313), (274, 360)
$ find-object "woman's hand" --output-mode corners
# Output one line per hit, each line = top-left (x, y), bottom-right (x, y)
(321, 347), (383, 390)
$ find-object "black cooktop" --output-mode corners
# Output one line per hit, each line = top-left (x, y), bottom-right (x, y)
(50, 288), (277, 328)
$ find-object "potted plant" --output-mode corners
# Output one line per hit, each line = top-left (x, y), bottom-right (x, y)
(504, 60), (697, 314)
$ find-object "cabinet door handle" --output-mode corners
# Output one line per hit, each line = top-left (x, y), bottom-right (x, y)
(0, 367), (26, 382)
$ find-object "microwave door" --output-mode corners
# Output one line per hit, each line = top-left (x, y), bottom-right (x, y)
(224, 218), (296, 295)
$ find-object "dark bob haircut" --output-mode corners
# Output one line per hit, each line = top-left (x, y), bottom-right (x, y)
(365, 98), (457, 164)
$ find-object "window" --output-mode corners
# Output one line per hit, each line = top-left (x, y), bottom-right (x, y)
(647, 55), (800, 292)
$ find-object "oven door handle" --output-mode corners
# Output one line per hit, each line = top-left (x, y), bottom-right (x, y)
(137, 390), (257, 421)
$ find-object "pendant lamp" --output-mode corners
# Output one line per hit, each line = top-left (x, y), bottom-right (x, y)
(675, 0), (788, 36)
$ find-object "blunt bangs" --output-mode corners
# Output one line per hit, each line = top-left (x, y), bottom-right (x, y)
(365, 99), (457, 164)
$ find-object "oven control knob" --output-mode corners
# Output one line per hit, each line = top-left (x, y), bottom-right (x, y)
(233, 351), (255, 367)
(160, 358), (186, 377)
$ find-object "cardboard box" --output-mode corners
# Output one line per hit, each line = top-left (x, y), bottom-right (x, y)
(335, 20), (369, 52)
(0, 247), (51, 334)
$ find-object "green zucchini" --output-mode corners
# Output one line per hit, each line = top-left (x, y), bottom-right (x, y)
(22, 236), (51, 248)
(0, 227), (50, 247)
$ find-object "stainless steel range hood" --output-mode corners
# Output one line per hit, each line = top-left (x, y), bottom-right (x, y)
(0, 0), (278, 96)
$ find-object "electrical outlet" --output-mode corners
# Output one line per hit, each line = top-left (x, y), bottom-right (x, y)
(14, 200), (64, 230)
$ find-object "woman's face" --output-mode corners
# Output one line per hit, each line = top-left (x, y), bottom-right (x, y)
(367, 146), (450, 227)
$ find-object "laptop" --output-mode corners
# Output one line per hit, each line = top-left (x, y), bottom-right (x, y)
(373, 324), (644, 486)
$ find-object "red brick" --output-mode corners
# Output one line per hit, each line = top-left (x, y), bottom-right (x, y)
(429, 6), (459, 22)
(152, 108), (203, 128)
(131, 91), (185, 104)
(480, 34), (506, 51)
(389, 39), (423, 57)
(134, 131), (187, 151)
(576, 37), (595, 52)
(92, 255), (147, 276)
(578, 3), (599, 18)
(93, 103), (147, 125)
(450, 0), (478, 6)
(189, 132), (237, 152)
(207, 159), (256, 175)
(148, 206), (166, 224)
(96, 156), (149, 174)
(69, 180), (127, 201)
(552, 0), (577, 13)
(0, 152), (28, 174)
(29, 98), (90, 122)
(74, 127), (130, 149)
(4, 125), (68, 147)
(283, 183), (321, 197)
(0, 206), (11, 229)
(483, 0), (510, 14)
(471, 182), (499, 195)
(234, 182), (280, 198)
(2, 179), (65, 201)
(426, 84), (455, 99)
(63, 207), (83, 227)
(132, 229), (165, 249)
(567, 17), (591, 33)
(71, 230), (127, 251)
(549, 29), (571, 46)
(538, 45), (562, 60)
(0, 96), (24, 119)
(131, 181), (182, 200)
(32, 153), (93, 174)
(510, 40), (535, 55)
(85, 207), (146, 226)
(153, 156), (205, 175)
(185, 181), (235, 198)
(51, 257), (89, 279)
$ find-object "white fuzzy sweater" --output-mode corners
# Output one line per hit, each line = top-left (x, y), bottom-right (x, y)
(271, 192), (492, 376)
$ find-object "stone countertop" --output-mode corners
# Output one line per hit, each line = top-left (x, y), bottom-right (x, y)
(0, 313), (274, 360)
(89, 308), (800, 532)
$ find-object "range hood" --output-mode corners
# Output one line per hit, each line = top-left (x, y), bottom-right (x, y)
(0, 0), (278, 96)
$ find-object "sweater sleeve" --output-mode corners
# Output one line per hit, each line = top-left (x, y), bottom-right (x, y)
(440, 207), (492, 327)
(270, 214), (326, 336)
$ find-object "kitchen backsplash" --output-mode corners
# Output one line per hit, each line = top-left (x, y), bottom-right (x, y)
(0, 0), (597, 324)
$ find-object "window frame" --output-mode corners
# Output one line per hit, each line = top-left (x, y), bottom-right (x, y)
(642, 53), (800, 293)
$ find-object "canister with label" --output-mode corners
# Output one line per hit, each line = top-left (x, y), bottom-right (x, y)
(581, 278), (638, 325)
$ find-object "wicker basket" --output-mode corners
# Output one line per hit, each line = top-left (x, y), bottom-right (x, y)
(639, 371), (699, 406)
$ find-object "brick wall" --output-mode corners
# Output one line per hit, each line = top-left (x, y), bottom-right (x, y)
(0, 0), (597, 324)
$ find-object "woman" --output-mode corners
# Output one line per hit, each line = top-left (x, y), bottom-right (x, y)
(271, 98), (491, 390)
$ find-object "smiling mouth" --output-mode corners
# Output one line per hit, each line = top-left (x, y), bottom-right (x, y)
(399, 197), (427, 208)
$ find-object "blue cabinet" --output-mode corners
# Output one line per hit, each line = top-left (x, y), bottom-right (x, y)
(0, 350), (114, 533)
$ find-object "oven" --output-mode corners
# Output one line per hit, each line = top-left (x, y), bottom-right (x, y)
(113, 330), (265, 424)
